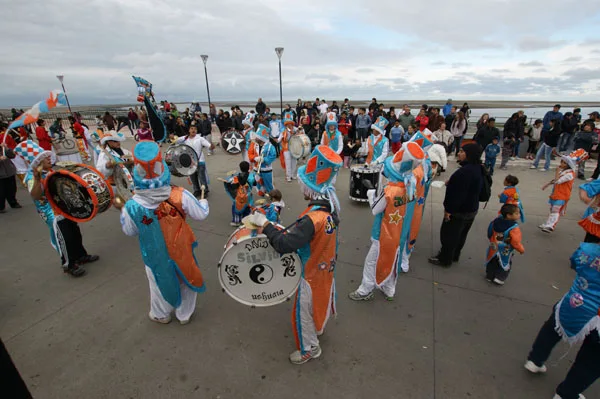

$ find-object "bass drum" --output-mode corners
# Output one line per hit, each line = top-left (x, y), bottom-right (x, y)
(350, 164), (382, 202)
(218, 225), (301, 307)
(114, 165), (134, 201)
(221, 129), (245, 155)
(45, 162), (113, 222)
(289, 134), (311, 159)
(165, 143), (198, 177)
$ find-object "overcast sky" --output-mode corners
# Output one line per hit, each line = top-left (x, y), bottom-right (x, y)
(1, 0), (599, 107)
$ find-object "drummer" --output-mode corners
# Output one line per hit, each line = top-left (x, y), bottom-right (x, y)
(365, 116), (390, 166)
(95, 130), (133, 185)
(249, 145), (342, 364)
(279, 111), (298, 182)
(15, 140), (99, 277)
(173, 123), (214, 198)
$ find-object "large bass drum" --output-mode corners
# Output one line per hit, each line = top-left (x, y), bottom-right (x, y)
(165, 143), (198, 177)
(289, 134), (311, 159)
(44, 162), (113, 222)
(221, 129), (245, 155)
(218, 225), (301, 307)
(350, 164), (382, 202)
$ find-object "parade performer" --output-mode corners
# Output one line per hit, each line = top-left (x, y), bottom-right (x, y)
(365, 116), (390, 166)
(254, 124), (277, 196)
(279, 111), (298, 182)
(254, 189), (285, 224)
(499, 174), (525, 223)
(484, 204), (525, 285)
(242, 113), (255, 163)
(400, 134), (446, 273)
(95, 130), (133, 185)
(222, 161), (257, 227)
(539, 149), (588, 233)
(349, 141), (426, 301)
(174, 123), (214, 197)
(321, 112), (343, 155)
(114, 141), (209, 324)
(524, 241), (600, 399)
(16, 140), (98, 277)
(578, 178), (600, 243)
(248, 144), (342, 364)
(68, 116), (90, 162)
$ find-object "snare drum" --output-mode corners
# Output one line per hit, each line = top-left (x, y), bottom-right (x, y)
(221, 129), (245, 155)
(350, 164), (382, 202)
(165, 143), (198, 177)
(289, 134), (311, 159)
(218, 225), (301, 307)
(44, 163), (113, 222)
(114, 165), (134, 201)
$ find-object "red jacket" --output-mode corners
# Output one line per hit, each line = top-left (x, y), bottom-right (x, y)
(338, 118), (351, 136)
(416, 115), (429, 132)
(35, 126), (52, 151)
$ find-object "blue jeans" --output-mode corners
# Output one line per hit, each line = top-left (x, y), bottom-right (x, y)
(558, 133), (574, 153)
(512, 141), (521, 157)
(533, 142), (553, 171)
(484, 157), (496, 175)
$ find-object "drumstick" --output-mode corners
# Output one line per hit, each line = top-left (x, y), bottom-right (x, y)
(200, 185), (206, 200)
(217, 177), (229, 182)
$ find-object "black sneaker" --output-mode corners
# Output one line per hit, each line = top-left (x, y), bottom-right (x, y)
(77, 255), (99, 264)
(65, 265), (87, 277)
(9, 203), (22, 209)
(428, 257), (451, 267)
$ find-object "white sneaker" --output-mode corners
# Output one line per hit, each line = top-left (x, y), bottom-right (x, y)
(530, 165), (537, 169)
(510, 157), (516, 161)
(348, 290), (374, 301)
(493, 278), (505, 285)
(179, 319), (190, 325)
(524, 360), (547, 374)
(289, 345), (322, 365)
(230, 222), (238, 226)
(552, 394), (585, 399)
(149, 313), (171, 324)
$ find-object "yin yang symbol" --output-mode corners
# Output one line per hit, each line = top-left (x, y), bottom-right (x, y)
(249, 264), (273, 285)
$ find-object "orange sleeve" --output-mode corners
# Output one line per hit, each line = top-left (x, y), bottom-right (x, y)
(509, 228), (525, 254)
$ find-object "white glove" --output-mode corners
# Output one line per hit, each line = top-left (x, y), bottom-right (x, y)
(255, 156), (263, 163)
(248, 211), (269, 227)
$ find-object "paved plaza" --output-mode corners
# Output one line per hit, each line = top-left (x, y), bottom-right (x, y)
(1, 144), (599, 399)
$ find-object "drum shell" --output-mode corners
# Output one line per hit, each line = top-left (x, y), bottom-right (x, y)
(349, 165), (381, 202)
(218, 225), (301, 307)
(289, 134), (311, 159)
(44, 163), (114, 222)
(114, 165), (134, 201)
(165, 143), (198, 177)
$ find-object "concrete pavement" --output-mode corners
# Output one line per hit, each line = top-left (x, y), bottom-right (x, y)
(1, 142), (599, 399)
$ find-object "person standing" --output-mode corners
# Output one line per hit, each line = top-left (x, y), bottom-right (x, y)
(175, 124), (214, 197)
(559, 112), (578, 152)
(321, 112), (343, 156)
(253, 124), (278, 195)
(450, 111), (467, 156)
(427, 107), (445, 132)
(531, 118), (562, 172)
(102, 112), (117, 131)
(349, 142), (426, 301)
(542, 104), (563, 132)
(415, 109), (429, 132)
(248, 145), (342, 365)
(398, 104), (416, 132)
(35, 119), (52, 151)
(429, 144), (483, 267)
(0, 139), (21, 213)
(365, 116), (390, 166)
(442, 99), (453, 117)
(525, 119), (543, 160)
(114, 141), (209, 325)
(279, 111), (298, 182)
(95, 131), (134, 186)
(255, 98), (266, 115)
(355, 108), (371, 140)
(127, 108), (139, 133)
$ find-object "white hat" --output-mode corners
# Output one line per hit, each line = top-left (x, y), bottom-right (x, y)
(427, 144), (447, 170)
(100, 130), (126, 145)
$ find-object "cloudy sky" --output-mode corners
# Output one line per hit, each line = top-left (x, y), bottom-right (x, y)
(2, 0), (599, 107)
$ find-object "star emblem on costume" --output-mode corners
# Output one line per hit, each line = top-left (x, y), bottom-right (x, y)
(388, 210), (403, 225)
(223, 134), (242, 153)
(355, 189), (361, 195)
(577, 253), (590, 265)
(417, 196), (425, 205)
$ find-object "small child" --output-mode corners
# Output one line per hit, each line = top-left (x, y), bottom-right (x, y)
(484, 137), (501, 175)
(499, 174), (525, 222)
(538, 150), (587, 233)
(403, 124), (415, 143)
(500, 133), (515, 170)
(223, 161), (257, 227)
(485, 204), (525, 285)
(353, 138), (366, 164)
(263, 189), (285, 224)
(389, 120), (404, 153)
(342, 136), (358, 168)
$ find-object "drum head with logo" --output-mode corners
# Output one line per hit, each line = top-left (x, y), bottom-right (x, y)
(349, 165), (381, 202)
(218, 232), (301, 307)
(165, 144), (198, 177)
(221, 129), (245, 154)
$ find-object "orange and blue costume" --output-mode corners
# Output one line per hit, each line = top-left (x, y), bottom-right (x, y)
(499, 186), (525, 222)
(120, 141), (209, 323)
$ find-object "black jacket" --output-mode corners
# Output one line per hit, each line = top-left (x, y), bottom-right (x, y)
(255, 102), (266, 115)
(474, 126), (500, 149)
(443, 162), (483, 214)
(200, 120), (212, 136)
(543, 126), (561, 147)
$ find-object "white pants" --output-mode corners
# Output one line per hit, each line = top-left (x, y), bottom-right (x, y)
(284, 151), (297, 180)
(401, 250), (410, 273)
(542, 204), (565, 230)
(243, 150), (249, 163)
(357, 239), (399, 298)
(294, 278), (319, 352)
(145, 266), (197, 322)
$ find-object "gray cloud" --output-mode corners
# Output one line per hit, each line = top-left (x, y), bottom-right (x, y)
(305, 74), (342, 81)
(563, 56), (583, 62)
(451, 63), (471, 69)
(533, 68), (548, 73)
(491, 69), (510, 73)
(355, 68), (375, 73)
(519, 61), (545, 67)
(517, 37), (566, 51)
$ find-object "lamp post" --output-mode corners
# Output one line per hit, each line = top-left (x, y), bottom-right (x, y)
(200, 55), (211, 113)
(56, 75), (73, 114)
(275, 47), (284, 116)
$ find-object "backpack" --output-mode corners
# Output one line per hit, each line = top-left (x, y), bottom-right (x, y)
(479, 164), (493, 205)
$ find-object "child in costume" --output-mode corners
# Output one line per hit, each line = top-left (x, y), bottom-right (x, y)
(578, 178), (600, 243)
(539, 149), (588, 233)
(115, 141), (209, 324)
(16, 140), (98, 277)
(241, 113), (255, 163)
(365, 116), (390, 166)
(321, 112), (343, 155)
(499, 174), (525, 223)
(349, 142), (426, 301)
(257, 189), (285, 224)
(484, 204), (525, 285)
(248, 145), (342, 365)
(484, 137), (501, 176)
(223, 161), (257, 227)
(279, 111), (298, 182)
(253, 124), (278, 196)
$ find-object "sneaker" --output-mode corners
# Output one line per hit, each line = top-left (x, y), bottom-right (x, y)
(65, 264), (86, 277)
(289, 345), (322, 365)
(230, 222), (238, 226)
(179, 319), (190, 325)
(510, 157), (516, 161)
(149, 313), (172, 324)
(348, 290), (374, 301)
(500, 166), (508, 170)
(586, 178), (594, 182)
(552, 394), (585, 399)
(9, 203), (22, 209)
(530, 165), (537, 169)
(492, 278), (505, 286)
(541, 226), (554, 233)
(428, 256), (451, 267)
(524, 360), (547, 374)
(541, 169), (549, 172)
(291, 176), (297, 180)
(77, 255), (99, 264)
(286, 178), (291, 183)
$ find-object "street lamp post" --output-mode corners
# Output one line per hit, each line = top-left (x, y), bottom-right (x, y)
(56, 75), (73, 114)
(275, 47), (284, 117)
(200, 55), (211, 113)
